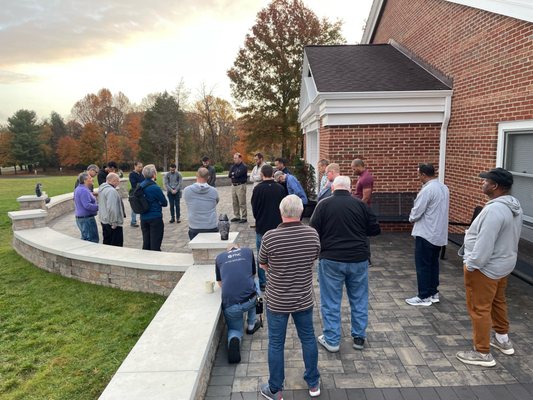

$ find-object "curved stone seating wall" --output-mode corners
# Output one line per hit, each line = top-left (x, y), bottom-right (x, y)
(13, 228), (192, 296)
(45, 193), (75, 223)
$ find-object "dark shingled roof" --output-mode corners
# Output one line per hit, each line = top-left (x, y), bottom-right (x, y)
(305, 44), (451, 92)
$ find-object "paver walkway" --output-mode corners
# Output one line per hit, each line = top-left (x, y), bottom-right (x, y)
(50, 184), (533, 399)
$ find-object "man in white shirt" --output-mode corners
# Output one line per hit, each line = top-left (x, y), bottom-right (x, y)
(406, 163), (449, 306)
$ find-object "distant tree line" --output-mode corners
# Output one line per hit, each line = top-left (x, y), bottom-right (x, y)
(0, 0), (346, 173)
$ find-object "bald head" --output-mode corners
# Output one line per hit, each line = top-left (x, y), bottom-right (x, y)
(106, 172), (120, 187)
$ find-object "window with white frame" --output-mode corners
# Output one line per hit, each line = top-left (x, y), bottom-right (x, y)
(498, 121), (533, 224)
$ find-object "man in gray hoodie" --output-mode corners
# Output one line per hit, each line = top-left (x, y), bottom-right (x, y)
(456, 168), (523, 367)
(98, 172), (125, 247)
(183, 167), (219, 240)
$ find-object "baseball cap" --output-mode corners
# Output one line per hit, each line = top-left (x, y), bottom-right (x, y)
(479, 167), (513, 187)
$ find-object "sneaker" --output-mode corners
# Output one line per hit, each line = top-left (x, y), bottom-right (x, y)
(317, 334), (339, 353)
(130, 223), (139, 228)
(309, 382), (320, 397)
(353, 336), (365, 350)
(260, 383), (283, 400)
(430, 293), (440, 303)
(246, 320), (261, 335)
(228, 337), (241, 364)
(240, 219), (248, 223)
(176, 219), (181, 223)
(230, 217), (240, 222)
(405, 296), (432, 306)
(169, 218), (175, 223)
(456, 350), (496, 367)
(490, 335), (515, 355)
(250, 224), (256, 228)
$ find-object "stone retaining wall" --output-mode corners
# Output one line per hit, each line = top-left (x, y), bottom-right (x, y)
(12, 236), (184, 295)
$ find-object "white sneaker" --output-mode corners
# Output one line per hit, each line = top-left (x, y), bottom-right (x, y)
(430, 293), (440, 303)
(317, 334), (339, 352)
(405, 296), (432, 306)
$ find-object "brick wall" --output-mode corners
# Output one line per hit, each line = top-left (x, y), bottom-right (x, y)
(371, 0), (533, 225)
(319, 123), (441, 192)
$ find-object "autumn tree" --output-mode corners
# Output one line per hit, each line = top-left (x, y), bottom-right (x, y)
(0, 127), (15, 170)
(121, 112), (143, 164)
(79, 123), (105, 166)
(8, 109), (42, 171)
(57, 136), (80, 167)
(193, 88), (237, 164)
(71, 88), (131, 134)
(227, 0), (344, 159)
(139, 92), (181, 170)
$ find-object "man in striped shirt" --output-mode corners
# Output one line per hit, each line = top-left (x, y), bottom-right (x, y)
(258, 195), (321, 400)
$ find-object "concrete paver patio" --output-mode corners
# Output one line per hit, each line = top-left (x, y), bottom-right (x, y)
(49, 184), (533, 399)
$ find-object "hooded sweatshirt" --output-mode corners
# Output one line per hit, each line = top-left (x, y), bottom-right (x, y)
(461, 195), (523, 279)
(98, 182), (124, 226)
(183, 182), (219, 229)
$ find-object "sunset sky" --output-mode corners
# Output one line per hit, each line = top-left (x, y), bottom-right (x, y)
(0, 0), (373, 124)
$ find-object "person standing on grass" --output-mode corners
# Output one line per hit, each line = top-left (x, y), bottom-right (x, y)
(164, 163), (182, 223)
(258, 195), (321, 400)
(405, 163), (449, 307)
(74, 172), (99, 243)
(456, 168), (522, 368)
(139, 164), (167, 251)
(98, 173), (125, 247)
(129, 161), (143, 227)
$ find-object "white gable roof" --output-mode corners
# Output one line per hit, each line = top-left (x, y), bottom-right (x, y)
(362, 0), (533, 44)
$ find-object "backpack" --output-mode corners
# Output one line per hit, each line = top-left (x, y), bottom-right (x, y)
(128, 181), (155, 214)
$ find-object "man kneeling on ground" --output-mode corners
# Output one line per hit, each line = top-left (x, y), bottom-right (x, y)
(216, 245), (261, 364)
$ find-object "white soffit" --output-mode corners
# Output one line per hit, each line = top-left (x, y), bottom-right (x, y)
(361, 0), (533, 44)
(299, 90), (452, 131)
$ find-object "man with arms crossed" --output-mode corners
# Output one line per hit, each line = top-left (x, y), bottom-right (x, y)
(456, 168), (522, 367)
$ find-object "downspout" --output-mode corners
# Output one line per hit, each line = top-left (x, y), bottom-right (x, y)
(438, 94), (452, 183)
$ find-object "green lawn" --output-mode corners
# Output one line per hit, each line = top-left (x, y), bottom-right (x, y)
(0, 175), (167, 399)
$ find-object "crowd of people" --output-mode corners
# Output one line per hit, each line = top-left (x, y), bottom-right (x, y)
(72, 156), (523, 399)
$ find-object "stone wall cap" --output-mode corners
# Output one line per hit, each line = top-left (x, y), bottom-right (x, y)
(14, 228), (193, 271)
(17, 194), (48, 202)
(8, 209), (48, 220)
(46, 192), (73, 208)
(188, 232), (239, 249)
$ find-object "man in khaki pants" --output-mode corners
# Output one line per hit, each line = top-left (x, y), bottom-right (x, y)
(229, 153), (248, 223)
(456, 168), (523, 367)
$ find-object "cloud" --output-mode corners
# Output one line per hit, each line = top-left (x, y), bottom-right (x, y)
(0, 0), (259, 67)
(0, 70), (37, 84)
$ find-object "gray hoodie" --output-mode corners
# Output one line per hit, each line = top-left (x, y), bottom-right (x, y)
(98, 183), (124, 226)
(183, 183), (219, 229)
(461, 195), (523, 279)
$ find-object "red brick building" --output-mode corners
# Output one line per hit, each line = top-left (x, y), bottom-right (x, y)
(299, 0), (533, 244)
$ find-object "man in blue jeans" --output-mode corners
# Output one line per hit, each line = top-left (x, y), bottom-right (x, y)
(259, 195), (321, 399)
(216, 245), (261, 363)
(310, 176), (381, 352)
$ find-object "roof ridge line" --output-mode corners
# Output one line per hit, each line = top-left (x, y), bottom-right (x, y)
(389, 39), (453, 88)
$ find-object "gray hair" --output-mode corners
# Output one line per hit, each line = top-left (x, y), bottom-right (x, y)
(106, 172), (120, 183)
(279, 194), (303, 219)
(197, 167), (209, 180)
(142, 164), (157, 179)
(273, 170), (284, 181)
(78, 172), (90, 185)
(332, 176), (351, 191)
(326, 163), (340, 174)
(86, 164), (99, 173)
